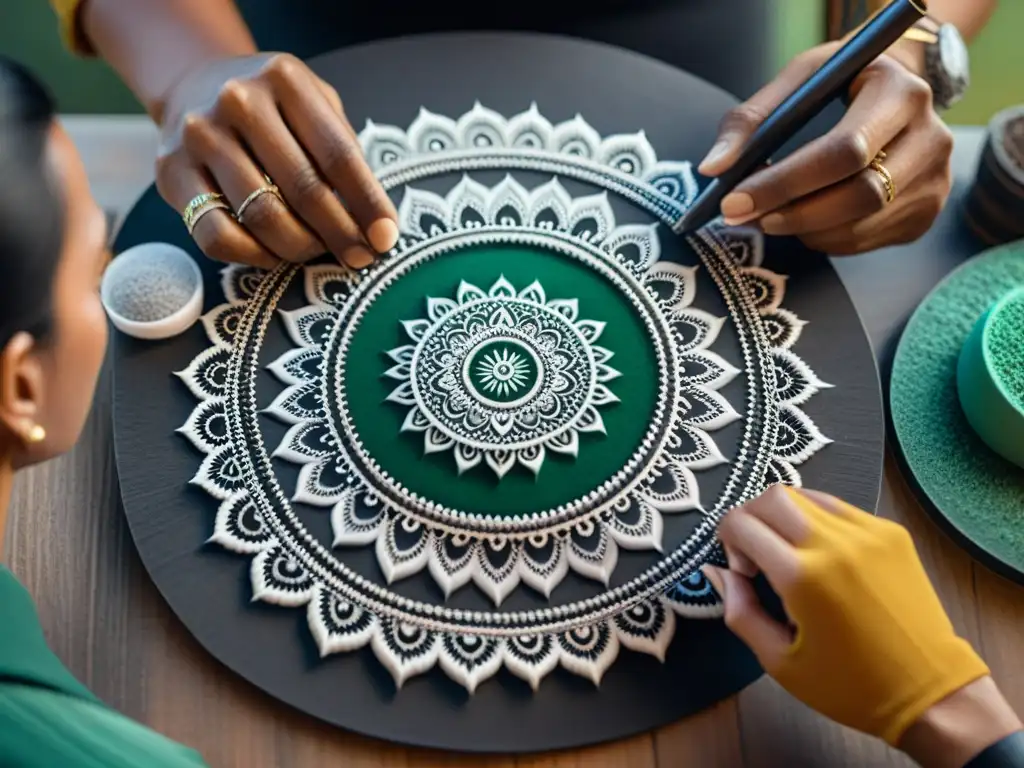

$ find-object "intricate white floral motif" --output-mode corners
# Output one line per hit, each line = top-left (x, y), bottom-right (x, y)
(360, 103), (700, 228)
(264, 177), (740, 602)
(734, 265), (833, 484)
(386, 274), (620, 478)
(175, 105), (834, 693)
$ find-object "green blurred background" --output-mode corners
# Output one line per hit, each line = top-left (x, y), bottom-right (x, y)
(3, 1), (1021, 123)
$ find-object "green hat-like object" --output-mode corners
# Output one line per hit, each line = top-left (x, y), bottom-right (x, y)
(890, 240), (1024, 581)
(957, 286), (1024, 469)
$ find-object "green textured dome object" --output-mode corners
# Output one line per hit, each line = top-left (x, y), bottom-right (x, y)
(987, 288), (1024, 412)
(890, 240), (1024, 580)
(957, 286), (1024, 469)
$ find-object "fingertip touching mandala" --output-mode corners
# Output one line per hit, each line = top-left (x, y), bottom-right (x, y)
(176, 104), (832, 692)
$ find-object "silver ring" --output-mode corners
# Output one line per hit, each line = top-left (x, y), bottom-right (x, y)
(236, 182), (284, 222)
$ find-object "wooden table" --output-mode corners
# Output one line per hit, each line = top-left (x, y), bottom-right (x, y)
(6, 121), (1022, 767)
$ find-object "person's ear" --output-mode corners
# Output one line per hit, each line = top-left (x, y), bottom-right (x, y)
(0, 332), (47, 449)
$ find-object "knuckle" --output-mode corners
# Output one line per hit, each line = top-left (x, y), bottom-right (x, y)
(218, 78), (255, 115)
(791, 49), (816, 67)
(765, 210), (799, 235)
(287, 165), (331, 208)
(720, 104), (766, 135)
(874, 55), (903, 78)
(238, 195), (282, 232)
(195, 224), (236, 264)
(934, 122), (955, 158)
(902, 74), (934, 109)
(264, 53), (304, 85)
(790, 47), (824, 72)
(834, 130), (873, 172)
(319, 137), (362, 179)
(857, 56), (898, 92)
(180, 112), (215, 152)
(862, 170), (889, 213)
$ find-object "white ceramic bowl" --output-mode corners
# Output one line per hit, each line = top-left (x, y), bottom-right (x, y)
(101, 243), (203, 340)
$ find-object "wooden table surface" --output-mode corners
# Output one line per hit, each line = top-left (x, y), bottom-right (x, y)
(5, 121), (1022, 768)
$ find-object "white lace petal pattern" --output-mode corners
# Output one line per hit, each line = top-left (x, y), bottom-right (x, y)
(176, 104), (833, 693)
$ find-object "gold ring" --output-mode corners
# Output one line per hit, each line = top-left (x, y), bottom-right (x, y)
(182, 192), (231, 235)
(236, 181), (284, 222)
(869, 153), (896, 204)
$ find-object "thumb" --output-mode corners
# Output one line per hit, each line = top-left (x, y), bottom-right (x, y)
(697, 46), (832, 177)
(703, 565), (792, 669)
(696, 121), (753, 178)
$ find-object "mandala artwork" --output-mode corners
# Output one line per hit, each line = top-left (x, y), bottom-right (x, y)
(177, 104), (832, 692)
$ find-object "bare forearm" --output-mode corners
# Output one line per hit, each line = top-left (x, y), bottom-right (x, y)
(927, 0), (998, 41)
(898, 677), (1022, 768)
(80, 0), (257, 124)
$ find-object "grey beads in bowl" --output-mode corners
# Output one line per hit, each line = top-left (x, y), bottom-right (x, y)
(101, 244), (204, 340)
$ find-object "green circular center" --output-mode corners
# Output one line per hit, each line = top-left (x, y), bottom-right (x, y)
(464, 339), (542, 406)
(343, 243), (659, 518)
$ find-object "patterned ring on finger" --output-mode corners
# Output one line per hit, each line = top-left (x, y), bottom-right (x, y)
(182, 192), (233, 235)
(869, 151), (896, 205)
(236, 176), (286, 223)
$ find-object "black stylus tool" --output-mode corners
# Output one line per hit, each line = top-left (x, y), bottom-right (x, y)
(674, 0), (927, 235)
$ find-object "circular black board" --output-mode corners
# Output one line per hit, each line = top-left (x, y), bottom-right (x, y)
(112, 33), (885, 753)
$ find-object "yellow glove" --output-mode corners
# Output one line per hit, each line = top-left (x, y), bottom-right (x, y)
(704, 485), (989, 746)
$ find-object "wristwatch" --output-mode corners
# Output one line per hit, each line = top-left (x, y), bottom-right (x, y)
(900, 15), (971, 110)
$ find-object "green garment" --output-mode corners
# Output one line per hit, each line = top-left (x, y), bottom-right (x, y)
(0, 567), (208, 767)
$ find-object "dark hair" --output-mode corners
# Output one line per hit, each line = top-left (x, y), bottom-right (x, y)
(0, 56), (63, 348)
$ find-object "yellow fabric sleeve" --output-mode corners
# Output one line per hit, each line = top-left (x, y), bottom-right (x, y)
(49, 0), (95, 56)
(769, 488), (990, 746)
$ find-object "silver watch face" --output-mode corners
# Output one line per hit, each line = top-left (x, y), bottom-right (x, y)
(938, 24), (970, 84)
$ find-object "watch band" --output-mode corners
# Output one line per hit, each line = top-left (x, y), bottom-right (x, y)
(903, 16), (940, 44)
(899, 14), (970, 111)
(965, 730), (1024, 768)
(837, 7), (969, 111)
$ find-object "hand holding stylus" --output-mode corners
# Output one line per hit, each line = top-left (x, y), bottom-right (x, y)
(697, 40), (953, 254)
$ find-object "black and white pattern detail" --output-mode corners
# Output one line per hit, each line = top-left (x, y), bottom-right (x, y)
(174, 105), (833, 693)
(386, 274), (619, 479)
(361, 103), (699, 226)
(738, 266), (832, 485)
(263, 176), (741, 601)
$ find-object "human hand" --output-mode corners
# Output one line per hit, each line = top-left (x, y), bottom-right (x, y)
(156, 53), (398, 270)
(697, 42), (954, 255)
(702, 485), (1015, 755)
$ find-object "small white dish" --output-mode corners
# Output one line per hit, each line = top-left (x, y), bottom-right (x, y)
(101, 243), (204, 340)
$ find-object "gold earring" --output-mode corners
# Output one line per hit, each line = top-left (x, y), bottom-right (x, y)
(25, 425), (46, 444)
